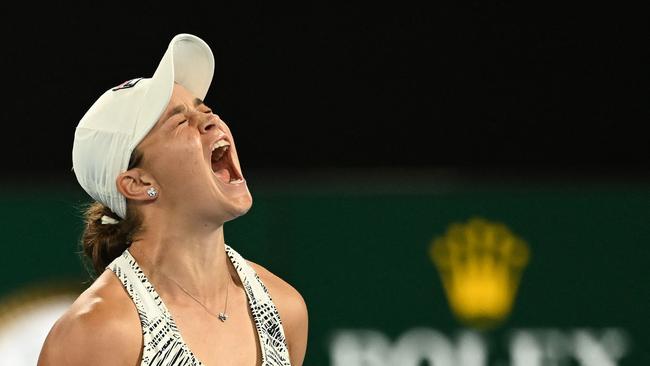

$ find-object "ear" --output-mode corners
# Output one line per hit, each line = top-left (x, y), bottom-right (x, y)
(116, 168), (158, 201)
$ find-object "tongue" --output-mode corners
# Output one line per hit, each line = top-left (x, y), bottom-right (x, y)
(215, 167), (231, 182)
(212, 157), (232, 183)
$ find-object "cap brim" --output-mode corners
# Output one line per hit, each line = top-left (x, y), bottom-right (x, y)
(130, 33), (215, 151)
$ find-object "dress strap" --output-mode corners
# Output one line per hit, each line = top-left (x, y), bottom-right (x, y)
(225, 244), (292, 365)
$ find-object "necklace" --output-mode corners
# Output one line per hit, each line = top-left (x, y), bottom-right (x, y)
(131, 245), (230, 322)
(132, 246), (231, 322)
(161, 272), (230, 322)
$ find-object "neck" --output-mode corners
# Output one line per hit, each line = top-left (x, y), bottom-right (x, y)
(127, 211), (235, 309)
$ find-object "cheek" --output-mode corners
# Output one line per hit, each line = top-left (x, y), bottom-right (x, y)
(152, 141), (204, 175)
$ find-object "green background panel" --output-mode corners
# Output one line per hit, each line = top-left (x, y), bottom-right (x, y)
(1, 179), (648, 365)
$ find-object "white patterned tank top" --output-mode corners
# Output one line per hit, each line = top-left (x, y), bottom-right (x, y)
(106, 243), (292, 366)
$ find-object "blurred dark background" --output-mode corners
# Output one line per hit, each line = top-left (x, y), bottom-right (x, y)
(0, 2), (647, 183)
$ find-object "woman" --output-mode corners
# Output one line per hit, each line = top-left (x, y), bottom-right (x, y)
(38, 34), (308, 365)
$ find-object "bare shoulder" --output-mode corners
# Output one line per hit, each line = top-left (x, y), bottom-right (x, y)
(246, 259), (309, 366)
(38, 269), (142, 366)
(245, 259), (308, 315)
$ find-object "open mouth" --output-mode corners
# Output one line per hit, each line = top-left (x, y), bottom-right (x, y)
(210, 139), (244, 184)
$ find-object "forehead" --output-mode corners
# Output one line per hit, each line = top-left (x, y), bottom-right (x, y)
(135, 84), (206, 150)
(162, 84), (197, 115)
(153, 84), (203, 126)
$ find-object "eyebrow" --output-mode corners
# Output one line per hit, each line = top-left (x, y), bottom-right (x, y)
(163, 98), (206, 122)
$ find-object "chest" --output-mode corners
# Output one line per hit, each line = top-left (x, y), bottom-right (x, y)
(163, 291), (263, 366)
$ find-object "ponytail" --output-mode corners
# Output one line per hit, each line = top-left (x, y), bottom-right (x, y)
(79, 147), (145, 277)
(79, 202), (143, 277)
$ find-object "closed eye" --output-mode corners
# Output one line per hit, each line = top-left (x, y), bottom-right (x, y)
(177, 119), (188, 126)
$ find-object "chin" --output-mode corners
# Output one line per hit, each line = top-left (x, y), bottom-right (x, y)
(223, 190), (253, 223)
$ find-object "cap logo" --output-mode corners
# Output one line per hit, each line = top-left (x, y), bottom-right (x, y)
(112, 77), (143, 91)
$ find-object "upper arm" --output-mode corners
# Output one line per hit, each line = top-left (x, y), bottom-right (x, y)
(247, 260), (309, 366)
(38, 295), (141, 365)
(281, 288), (309, 366)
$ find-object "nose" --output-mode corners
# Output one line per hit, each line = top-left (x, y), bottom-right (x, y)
(197, 113), (218, 133)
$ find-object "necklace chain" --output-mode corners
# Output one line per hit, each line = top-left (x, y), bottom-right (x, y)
(132, 246), (231, 322)
(160, 272), (230, 322)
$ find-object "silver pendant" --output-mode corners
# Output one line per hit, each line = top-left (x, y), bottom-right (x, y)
(218, 312), (228, 322)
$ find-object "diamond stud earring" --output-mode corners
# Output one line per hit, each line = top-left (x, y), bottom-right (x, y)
(147, 187), (158, 198)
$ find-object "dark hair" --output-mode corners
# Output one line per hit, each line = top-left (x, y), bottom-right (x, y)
(79, 148), (145, 277)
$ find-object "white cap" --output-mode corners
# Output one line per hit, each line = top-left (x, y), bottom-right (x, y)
(72, 33), (215, 219)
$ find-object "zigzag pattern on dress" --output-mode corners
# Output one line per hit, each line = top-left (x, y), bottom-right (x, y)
(107, 243), (291, 365)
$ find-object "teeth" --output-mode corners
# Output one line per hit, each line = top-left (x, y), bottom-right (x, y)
(212, 140), (231, 151)
(229, 178), (244, 184)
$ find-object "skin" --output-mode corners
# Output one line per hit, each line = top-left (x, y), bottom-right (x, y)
(38, 84), (308, 366)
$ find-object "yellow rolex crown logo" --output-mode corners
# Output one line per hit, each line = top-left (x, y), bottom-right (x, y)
(429, 217), (530, 329)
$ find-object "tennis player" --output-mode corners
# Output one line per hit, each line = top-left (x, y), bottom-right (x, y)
(38, 33), (308, 366)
